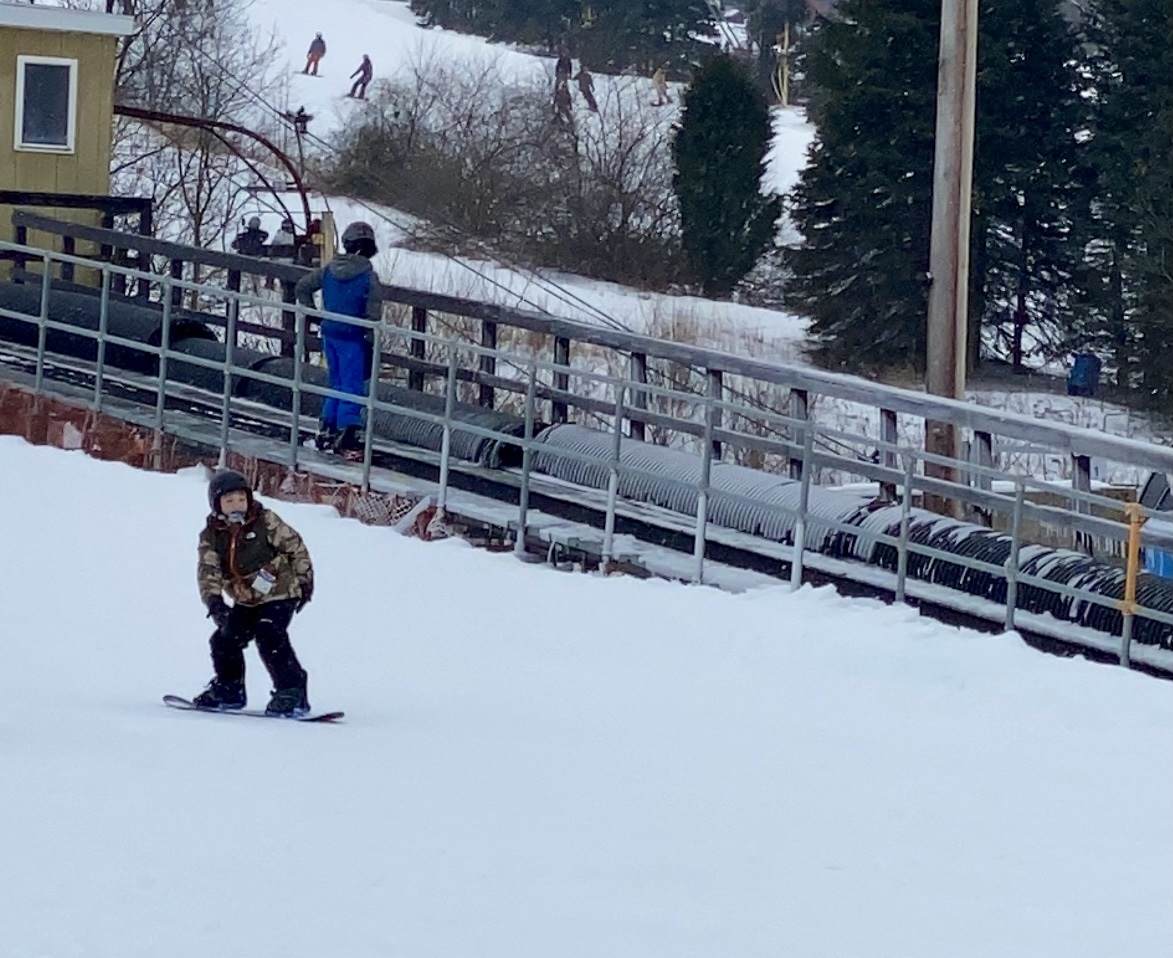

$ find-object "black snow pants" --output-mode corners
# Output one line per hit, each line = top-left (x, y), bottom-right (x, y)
(210, 599), (307, 691)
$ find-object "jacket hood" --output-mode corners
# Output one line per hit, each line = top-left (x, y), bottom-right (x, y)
(326, 253), (374, 281)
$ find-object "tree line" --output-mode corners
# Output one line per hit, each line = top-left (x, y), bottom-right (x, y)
(787, 0), (1172, 405)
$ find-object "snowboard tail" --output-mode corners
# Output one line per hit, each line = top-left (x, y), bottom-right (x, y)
(163, 695), (344, 723)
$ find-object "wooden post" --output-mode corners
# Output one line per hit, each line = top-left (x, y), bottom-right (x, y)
(552, 336), (570, 424)
(880, 408), (898, 501)
(629, 352), (648, 441)
(924, 0), (978, 514)
(479, 320), (497, 407)
(707, 368), (723, 461)
(409, 306), (426, 391)
(280, 279), (297, 360)
(789, 388), (808, 480)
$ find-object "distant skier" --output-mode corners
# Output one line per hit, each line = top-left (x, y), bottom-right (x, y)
(552, 80), (574, 125)
(294, 220), (384, 456)
(555, 46), (572, 86)
(304, 33), (326, 75)
(192, 469), (315, 716)
(230, 216), (268, 257)
(652, 66), (670, 106)
(348, 55), (373, 99)
(574, 64), (598, 112)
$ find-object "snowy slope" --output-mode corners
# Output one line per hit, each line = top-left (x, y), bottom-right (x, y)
(1, 436), (1170, 957)
(238, 0), (813, 353)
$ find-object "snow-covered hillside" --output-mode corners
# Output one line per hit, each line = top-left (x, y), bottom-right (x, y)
(1, 436), (1170, 957)
(247, 0), (814, 355)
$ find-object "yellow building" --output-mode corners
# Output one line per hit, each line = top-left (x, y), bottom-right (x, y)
(0, 4), (134, 250)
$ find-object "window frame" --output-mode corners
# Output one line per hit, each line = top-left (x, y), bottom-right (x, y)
(14, 54), (79, 154)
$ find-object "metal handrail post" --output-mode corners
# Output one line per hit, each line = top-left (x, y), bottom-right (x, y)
(514, 362), (538, 557)
(895, 456), (916, 602)
(218, 293), (238, 467)
(93, 267), (112, 411)
(790, 427), (816, 591)
(693, 396), (715, 584)
(289, 305), (305, 470)
(360, 325), (381, 492)
(154, 278), (173, 441)
(1004, 478), (1025, 631)
(437, 345), (458, 511)
(34, 255), (51, 393)
(602, 385), (626, 570)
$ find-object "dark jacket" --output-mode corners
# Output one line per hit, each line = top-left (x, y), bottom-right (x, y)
(231, 227), (268, 258)
(198, 503), (313, 607)
(351, 57), (373, 81)
(294, 253), (384, 340)
(309, 37), (326, 57)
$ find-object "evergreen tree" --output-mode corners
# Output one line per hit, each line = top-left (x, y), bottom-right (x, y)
(577, 0), (719, 75)
(789, 0), (1091, 373)
(1083, 0), (1173, 401)
(969, 0), (1090, 370)
(672, 55), (780, 296)
(787, 0), (940, 370)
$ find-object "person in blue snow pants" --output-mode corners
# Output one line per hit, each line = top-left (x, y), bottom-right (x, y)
(294, 221), (384, 455)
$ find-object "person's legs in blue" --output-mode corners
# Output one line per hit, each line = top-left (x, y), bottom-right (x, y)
(331, 336), (368, 430)
(321, 336), (341, 430)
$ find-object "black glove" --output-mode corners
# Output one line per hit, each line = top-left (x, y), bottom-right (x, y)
(206, 596), (231, 632)
(296, 580), (313, 613)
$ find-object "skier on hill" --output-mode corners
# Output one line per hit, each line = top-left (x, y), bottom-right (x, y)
(652, 66), (670, 106)
(192, 470), (315, 716)
(574, 64), (598, 112)
(553, 79), (574, 125)
(348, 55), (374, 99)
(294, 220), (384, 456)
(555, 46), (572, 85)
(304, 33), (326, 75)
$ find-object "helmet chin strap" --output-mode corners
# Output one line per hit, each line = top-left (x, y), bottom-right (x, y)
(225, 511), (247, 524)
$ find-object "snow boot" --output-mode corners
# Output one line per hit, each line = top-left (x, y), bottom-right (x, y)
(265, 686), (310, 717)
(314, 426), (338, 453)
(335, 425), (364, 461)
(192, 678), (246, 710)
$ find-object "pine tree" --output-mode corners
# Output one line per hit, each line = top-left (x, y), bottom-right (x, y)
(672, 55), (780, 297)
(579, 0), (716, 75)
(787, 0), (940, 371)
(1084, 0), (1173, 401)
(969, 0), (1090, 370)
(789, 0), (1092, 374)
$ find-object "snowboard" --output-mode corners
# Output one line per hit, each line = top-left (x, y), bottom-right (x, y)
(163, 694), (344, 723)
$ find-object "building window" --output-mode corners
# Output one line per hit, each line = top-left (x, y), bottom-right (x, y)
(14, 56), (78, 153)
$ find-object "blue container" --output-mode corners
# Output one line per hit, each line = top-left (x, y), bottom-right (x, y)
(1143, 547), (1173, 579)
(1068, 352), (1102, 397)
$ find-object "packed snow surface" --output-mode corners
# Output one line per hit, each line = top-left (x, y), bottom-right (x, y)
(1, 437), (1170, 956)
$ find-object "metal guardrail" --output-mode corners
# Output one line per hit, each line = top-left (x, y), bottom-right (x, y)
(2, 239), (1172, 670)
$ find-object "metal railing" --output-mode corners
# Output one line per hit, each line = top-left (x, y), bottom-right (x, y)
(3, 239), (1173, 671)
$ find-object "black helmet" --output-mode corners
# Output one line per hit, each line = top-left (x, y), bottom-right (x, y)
(208, 469), (252, 513)
(341, 220), (378, 256)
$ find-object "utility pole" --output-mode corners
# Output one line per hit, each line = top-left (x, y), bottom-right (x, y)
(925, 0), (978, 506)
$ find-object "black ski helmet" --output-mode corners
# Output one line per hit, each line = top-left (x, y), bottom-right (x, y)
(341, 220), (378, 257)
(208, 469), (253, 513)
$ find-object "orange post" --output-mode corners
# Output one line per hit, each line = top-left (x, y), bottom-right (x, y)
(1120, 501), (1147, 666)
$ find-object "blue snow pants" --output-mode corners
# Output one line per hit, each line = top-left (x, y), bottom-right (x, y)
(322, 334), (367, 430)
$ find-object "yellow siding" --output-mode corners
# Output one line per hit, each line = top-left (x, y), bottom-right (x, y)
(0, 27), (118, 254)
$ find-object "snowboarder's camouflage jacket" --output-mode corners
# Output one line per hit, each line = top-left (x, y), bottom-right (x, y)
(198, 504), (313, 607)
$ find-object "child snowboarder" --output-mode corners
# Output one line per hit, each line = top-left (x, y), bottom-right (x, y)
(294, 220), (384, 456)
(192, 469), (315, 716)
